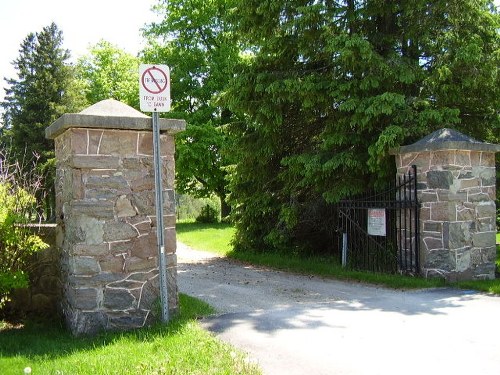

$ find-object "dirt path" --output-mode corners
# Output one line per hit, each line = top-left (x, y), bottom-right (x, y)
(177, 242), (500, 375)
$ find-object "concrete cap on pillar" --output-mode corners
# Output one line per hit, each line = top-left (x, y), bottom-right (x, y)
(390, 128), (500, 154)
(45, 99), (185, 140)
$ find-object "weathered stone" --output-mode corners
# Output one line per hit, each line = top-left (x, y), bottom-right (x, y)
(67, 287), (99, 310)
(69, 200), (115, 219)
(472, 232), (495, 248)
(72, 244), (109, 257)
(476, 202), (496, 218)
(137, 132), (153, 155)
(423, 237), (443, 251)
(106, 310), (149, 330)
(130, 176), (155, 192)
(131, 191), (156, 215)
(454, 151), (471, 166)
(427, 170), (453, 189)
(424, 249), (454, 271)
(85, 175), (131, 193)
(66, 310), (107, 336)
(456, 248), (472, 272)
(99, 255), (125, 273)
(131, 234), (157, 259)
(69, 128), (88, 154)
(430, 202), (453, 221)
(126, 256), (157, 272)
(423, 222), (442, 232)
(70, 155), (121, 169)
(445, 222), (472, 249)
(103, 288), (136, 310)
(103, 221), (138, 242)
(116, 196), (137, 217)
(99, 130), (137, 156)
(69, 256), (100, 275)
(76, 215), (105, 244)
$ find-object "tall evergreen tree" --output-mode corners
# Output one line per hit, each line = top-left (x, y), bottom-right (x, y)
(1, 23), (83, 219)
(1, 23), (80, 163)
(226, 0), (499, 253)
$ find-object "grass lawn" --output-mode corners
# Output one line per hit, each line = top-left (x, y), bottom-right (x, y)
(0, 294), (260, 375)
(177, 222), (500, 294)
(177, 221), (236, 256)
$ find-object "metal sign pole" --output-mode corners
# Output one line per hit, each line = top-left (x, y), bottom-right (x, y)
(152, 110), (169, 322)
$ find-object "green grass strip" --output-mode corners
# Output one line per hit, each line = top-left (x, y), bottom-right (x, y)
(0, 294), (260, 375)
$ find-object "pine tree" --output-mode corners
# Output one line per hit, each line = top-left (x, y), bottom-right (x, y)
(1, 23), (78, 163)
(1, 23), (83, 219)
(226, 0), (499, 253)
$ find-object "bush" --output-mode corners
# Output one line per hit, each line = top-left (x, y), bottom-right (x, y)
(0, 151), (48, 310)
(196, 204), (220, 224)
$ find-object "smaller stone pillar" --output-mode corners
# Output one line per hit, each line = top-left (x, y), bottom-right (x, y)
(46, 99), (185, 335)
(394, 128), (499, 281)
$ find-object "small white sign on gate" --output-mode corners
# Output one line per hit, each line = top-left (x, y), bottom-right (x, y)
(139, 64), (171, 112)
(367, 208), (386, 236)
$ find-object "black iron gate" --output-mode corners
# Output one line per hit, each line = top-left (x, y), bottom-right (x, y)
(335, 165), (420, 275)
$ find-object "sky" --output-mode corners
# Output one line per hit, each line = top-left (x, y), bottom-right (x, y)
(0, 0), (159, 103)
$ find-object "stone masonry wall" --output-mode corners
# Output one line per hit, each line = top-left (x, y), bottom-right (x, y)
(396, 150), (497, 280)
(55, 127), (178, 335)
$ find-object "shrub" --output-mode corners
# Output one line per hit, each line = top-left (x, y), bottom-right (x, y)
(0, 151), (48, 310)
(196, 204), (220, 224)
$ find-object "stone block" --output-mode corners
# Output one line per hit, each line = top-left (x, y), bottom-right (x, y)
(423, 236), (443, 251)
(475, 202), (496, 218)
(126, 256), (157, 272)
(431, 151), (454, 166)
(72, 244), (109, 257)
(430, 202), (453, 221)
(85, 175), (131, 194)
(106, 311), (149, 330)
(455, 247), (471, 272)
(444, 221), (472, 249)
(103, 221), (138, 242)
(420, 191), (438, 203)
(424, 249), (454, 271)
(161, 135), (175, 156)
(454, 151), (471, 166)
(69, 128), (88, 154)
(66, 310), (107, 336)
(137, 132), (153, 155)
(69, 200), (115, 220)
(104, 288), (136, 310)
(131, 191), (156, 215)
(131, 234), (157, 259)
(427, 170), (453, 189)
(479, 152), (495, 166)
(130, 176), (155, 192)
(70, 155), (121, 169)
(67, 287), (99, 310)
(423, 222), (442, 232)
(472, 232), (495, 248)
(116, 196), (137, 217)
(99, 130), (137, 156)
(69, 256), (101, 275)
(456, 205), (475, 221)
(99, 255), (125, 273)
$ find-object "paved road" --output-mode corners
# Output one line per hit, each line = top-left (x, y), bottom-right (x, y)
(177, 243), (500, 375)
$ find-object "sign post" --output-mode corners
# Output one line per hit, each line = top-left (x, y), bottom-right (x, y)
(139, 64), (171, 322)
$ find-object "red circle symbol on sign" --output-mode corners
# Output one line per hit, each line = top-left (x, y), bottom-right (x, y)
(141, 66), (168, 94)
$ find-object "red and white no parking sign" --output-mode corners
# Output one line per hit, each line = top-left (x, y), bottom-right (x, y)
(139, 64), (171, 112)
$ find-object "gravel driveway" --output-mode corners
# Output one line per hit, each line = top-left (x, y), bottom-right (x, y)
(177, 242), (500, 375)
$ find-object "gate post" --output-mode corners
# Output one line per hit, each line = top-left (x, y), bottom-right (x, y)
(392, 128), (499, 281)
(46, 99), (185, 335)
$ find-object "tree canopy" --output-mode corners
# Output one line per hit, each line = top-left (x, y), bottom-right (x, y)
(225, 0), (499, 253)
(1, 22), (83, 163)
(143, 0), (241, 217)
(76, 40), (140, 108)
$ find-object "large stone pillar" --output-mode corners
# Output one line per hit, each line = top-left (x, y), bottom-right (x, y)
(46, 99), (185, 335)
(393, 128), (499, 281)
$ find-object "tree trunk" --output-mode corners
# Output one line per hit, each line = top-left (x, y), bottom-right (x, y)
(220, 195), (231, 219)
